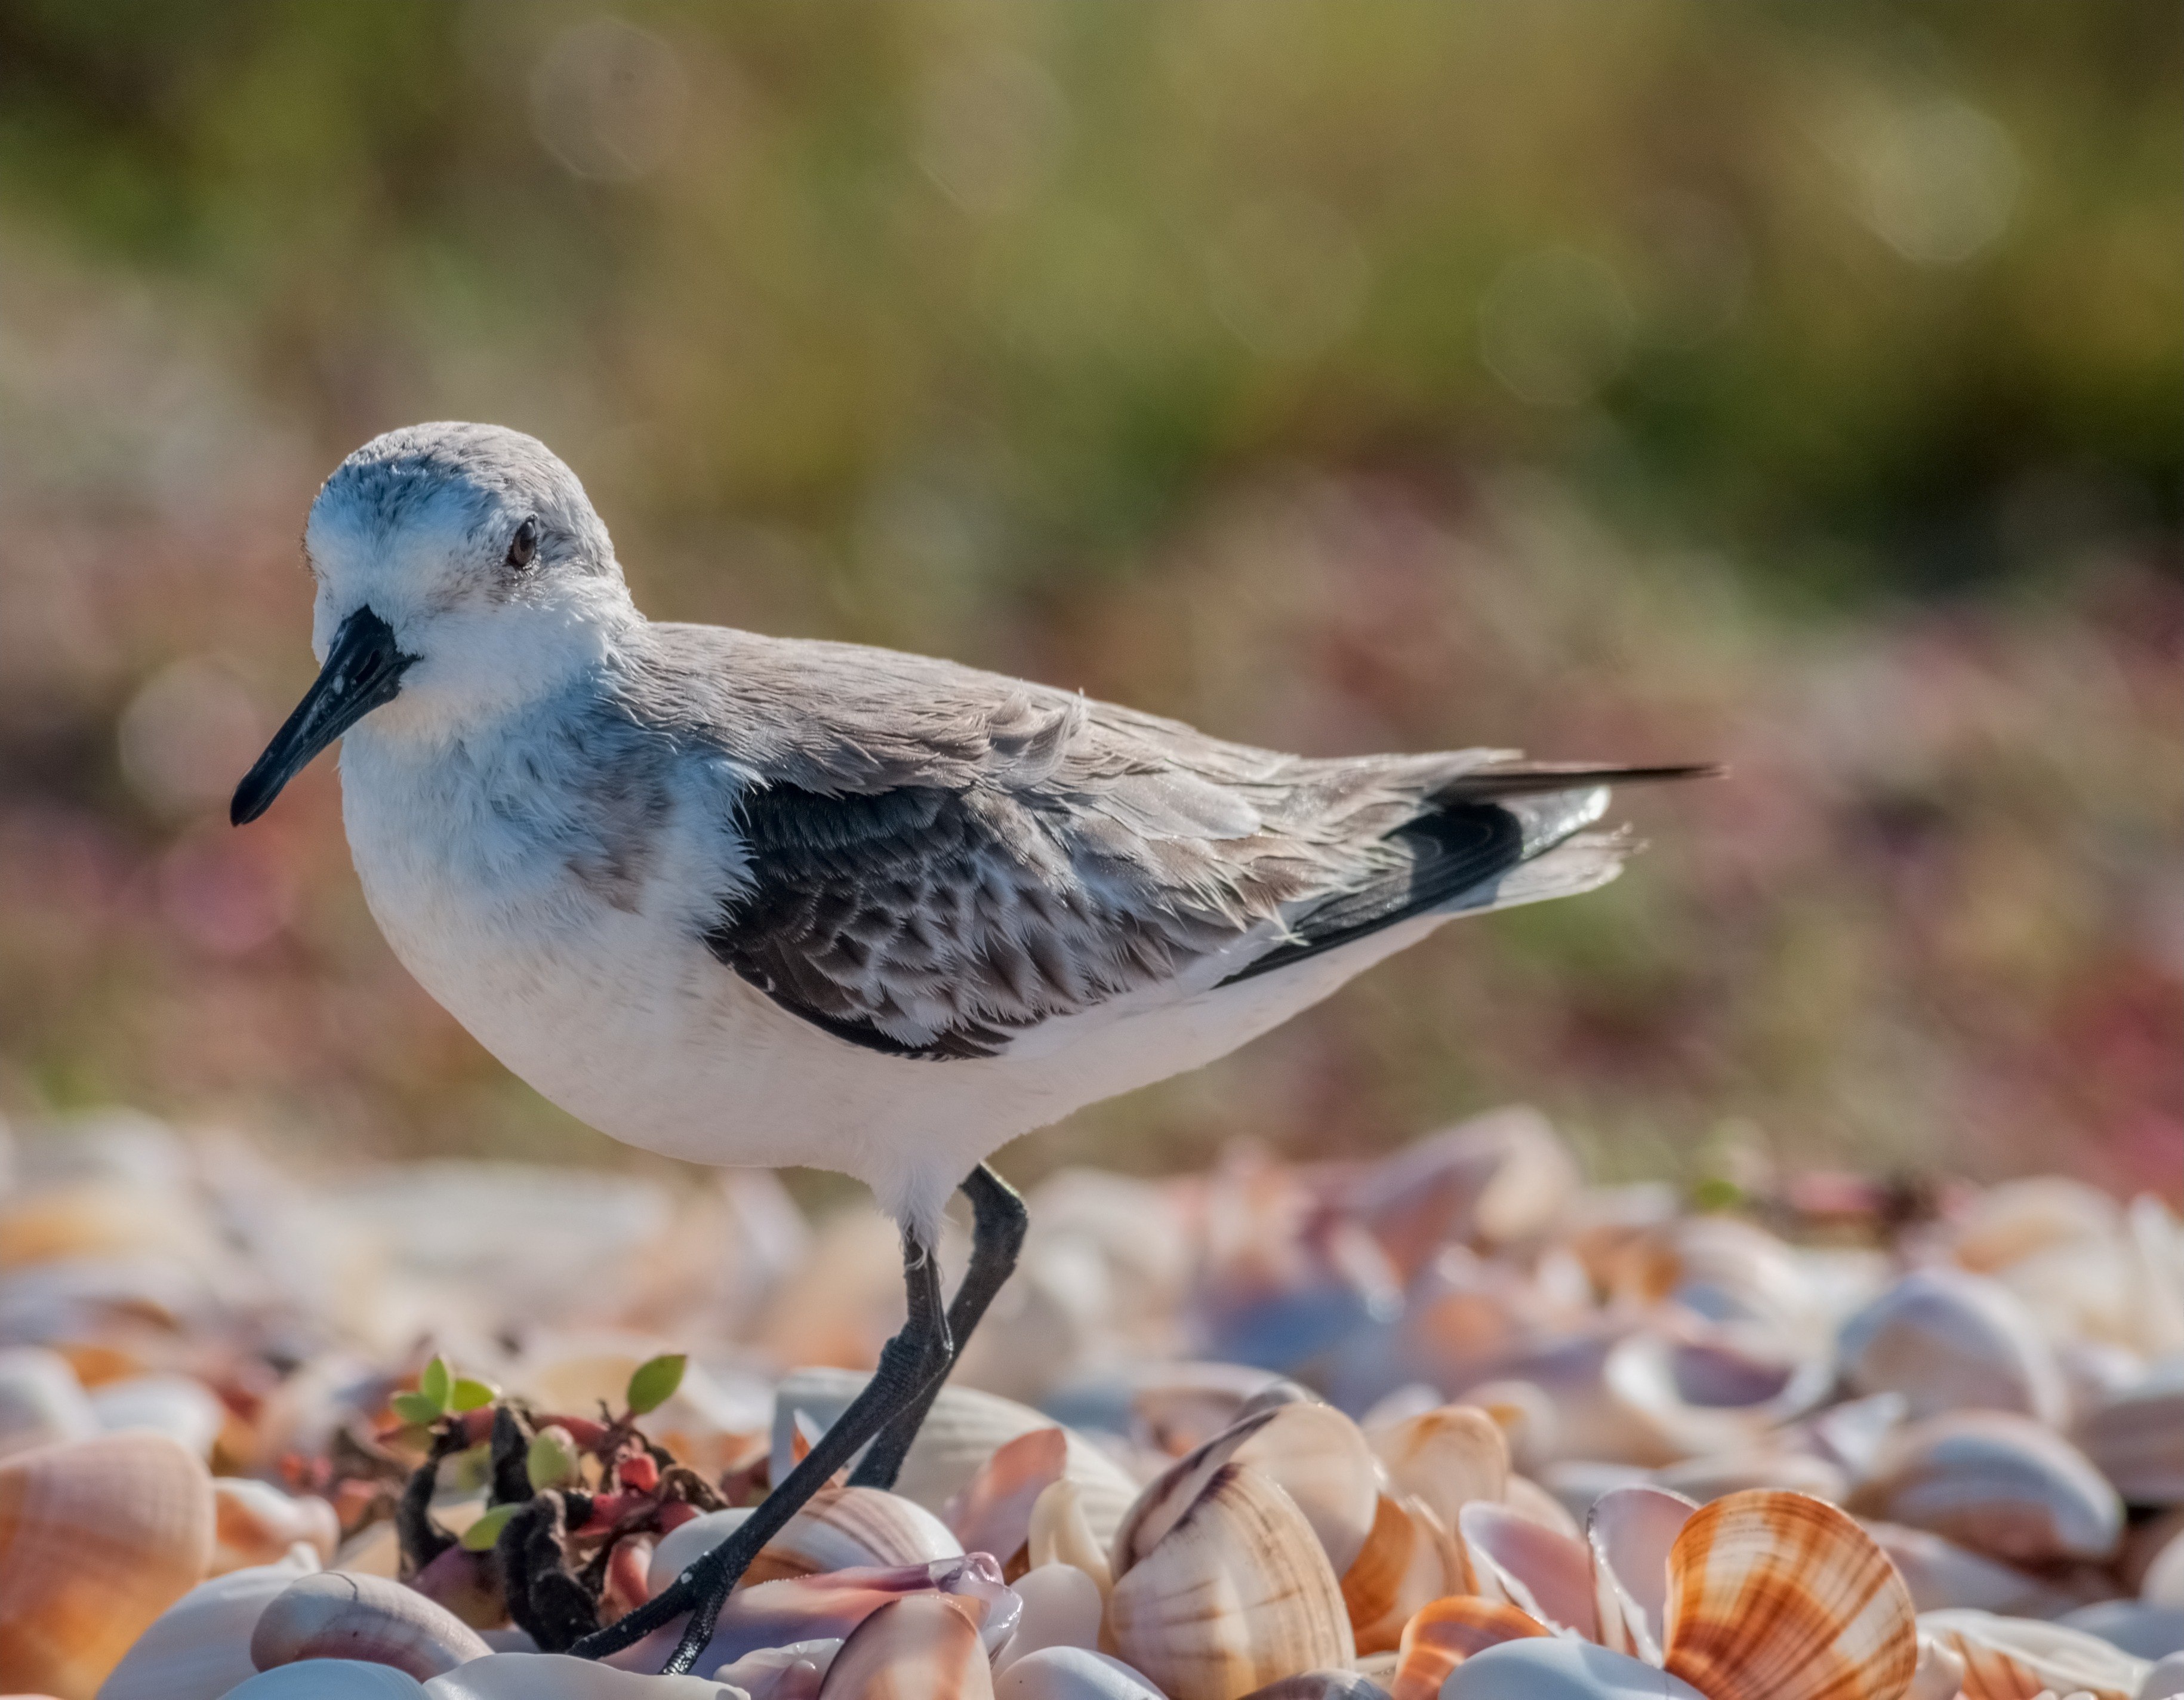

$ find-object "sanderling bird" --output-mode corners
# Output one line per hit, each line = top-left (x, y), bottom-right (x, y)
(233, 421), (1709, 1670)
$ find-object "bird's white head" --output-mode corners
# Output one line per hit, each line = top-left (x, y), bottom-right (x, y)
(233, 422), (636, 823)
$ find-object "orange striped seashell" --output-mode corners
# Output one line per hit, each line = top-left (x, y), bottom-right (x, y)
(1661, 1490), (1917, 1700)
(1390, 1596), (1549, 1700)
(1340, 1492), (1469, 1656)
(1367, 1405), (1510, 1533)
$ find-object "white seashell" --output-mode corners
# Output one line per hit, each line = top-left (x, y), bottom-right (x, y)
(742, 1486), (962, 1586)
(1388, 1596), (1548, 1700)
(1662, 1490), (1917, 1700)
(250, 1571), (492, 1678)
(2147, 1523), (2184, 1608)
(709, 1639), (840, 1700)
(1450, 1379), (1557, 1473)
(1840, 1267), (2070, 1426)
(1230, 1403), (1382, 1577)
(1107, 1461), (1355, 1700)
(994, 1563), (1104, 1672)
(815, 1592), (994, 1699)
(1365, 1403), (1509, 1530)
(1794, 1391), (1909, 1481)
(1918, 1609), (2153, 1700)
(0, 1344), (96, 1458)
(423, 1651), (740, 1698)
(0, 1430), (215, 1698)
(1603, 1325), (1834, 1461)
(1442, 1638), (1709, 1699)
(1863, 1520), (2085, 1616)
(648, 1507), (754, 1597)
(2056, 1602), (2184, 1662)
(90, 1373), (229, 1458)
(1027, 1479), (1113, 1594)
(1652, 1449), (1849, 1505)
(211, 1478), (340, 1575)
(1909, 1636), (1967, 1700)
(1460, 1499), (1599, 1638)
(1338, 1492), (1465, 1656)
(994, 1646), (1166, 1700)
(1951, 1178), (2121, 1273)
(2141, 1652), (2184, 1700)
(97, 1555), (318, 1700)
(2076, 1372), (2184, 1507)
(1858, 1411), (2125, 1563)
(224, 1662), (430, 1698)
(1586, 1485), (1696, 1663)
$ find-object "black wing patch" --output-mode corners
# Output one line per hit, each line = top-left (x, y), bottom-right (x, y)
(1216, 801), (1524, 986)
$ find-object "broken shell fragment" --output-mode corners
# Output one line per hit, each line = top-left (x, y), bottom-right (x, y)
(249, 1570), (492, 1679)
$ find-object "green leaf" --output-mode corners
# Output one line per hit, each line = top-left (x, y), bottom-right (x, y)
(460, 1503), (520, 1552)
(625, 1353), (687, 1416)
(418, 1355), (453, 1412)
(526, 1426), (581, 1491)
(449, 1377), (498, 1413)
(390, 1390), (444, 1427)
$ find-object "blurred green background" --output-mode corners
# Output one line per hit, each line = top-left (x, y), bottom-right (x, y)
(0, 1), (2176, 1196)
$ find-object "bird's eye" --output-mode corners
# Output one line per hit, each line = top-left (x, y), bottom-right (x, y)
(506, 517), (540, 571)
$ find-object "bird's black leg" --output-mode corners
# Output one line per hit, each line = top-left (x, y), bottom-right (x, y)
(569, 1231), (950, 1673)
(850, 1163), (1028, 1492)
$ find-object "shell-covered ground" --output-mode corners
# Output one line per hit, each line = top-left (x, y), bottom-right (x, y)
(0, 1107), (2179, 1700)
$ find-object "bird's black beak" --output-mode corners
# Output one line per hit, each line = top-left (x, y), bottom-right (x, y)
(231, 608), (416, 826)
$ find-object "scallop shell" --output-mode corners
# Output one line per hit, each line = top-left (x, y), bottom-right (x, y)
(1660, 1490), (1917, 1700)
(1855, 1412), (2123, 1563)
(1587, 1485), (1696, 1663)
(0, 1431), (215, 1699)
(249, 1570), (491, 1679)
(1838, 1268), (2069, 1426)
(1339, 1492), (1468, 1656)
(1105, 1462), (1355, 1700)
(1917, 1609), (2152, 1700)
(743, 1486), (963, 1585)
(1459, 1500), (1599, 1639)
(815, 1593), (993, 1700)
(948, 1427), (1070, 1570)
(96, 1553), (319, 1700)
(994, 1646), (1166, 1700)
(211, 1477), (340, 1575)
(1389, 1596), (1549, 1700)
(2074, 1373), (2184, 1507)
(1366, 1404), (1509, 1529)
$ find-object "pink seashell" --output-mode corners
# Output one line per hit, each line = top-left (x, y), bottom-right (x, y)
(1459, 1499), (1600, 1639)
(249, 1571), (491, 1678)
(815, 1593), (994, 1700)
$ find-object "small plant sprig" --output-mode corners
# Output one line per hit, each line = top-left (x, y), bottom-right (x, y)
(389, 1353), (499, 1433)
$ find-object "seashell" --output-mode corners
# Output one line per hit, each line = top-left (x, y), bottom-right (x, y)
(422, 1652), (739, 1698)
(250, 1570), (492, 1679)
(1349, 1107), (1582, 1277)
(1918, 1609), (2152, 1700)
(0, 1345), (96, 1458)
(1856, 1412), (2124, 1563)
(1028, 1479), (1113, 1594)
(648, 1507), (754, 1597)
(948, 1427), (1069, 1570)
(1615, 1216), (1828, 1342)
(1586, 1485), (1696, 1663)
(1662, 1490), (1917, 1700)
(993, 1562), (1104, 1671)
(1234, 1674), (1393, 1700)
(994, 1646), (1166, 1700)
(1863, 1521), (2084, 1617)
(1838, 1267), (2069, 1426)
(710, 1639), (840, 1700)
(211, 1477), (340, 1575)
(1459, 1499), (1598, 1638)
(2147, 1522), (2184, 1608)
(2056, 1602), (2184, 1662)
(1442, 1637), (1709, 1699)
(224, 1663), (430, 1698)
(1366, 1403), (1509, 1530)
(2075, 1372), (2184, 1507)
(1339, 1492), (1467, 1656)
(2143, 1652), (2184, 1700)
(742, 1486), (962, 1586)
(1449, 1379), (1556, 1473)
(815, 1593), (993, 1699)
(1795, 1391), (1910, 1482)
(1539, 1461), (1655, 1526)
(1909, 1636), (1967, 1700)
(1949, 1179), (2121, 1274)
(774, 1369), (1137, 1550)
(1229, 1403), (1382, 1577)
(88, 1373), (228, 1459)
(1107, 1462), (1355, 1700)
(1389, 1596), (1549, 1700)
(1603, 1325), (1834, 1461)
(1652, 1450), (1849, 1505)
(0, 1431), (215, 1698)
(96, 1554), (318, 1700)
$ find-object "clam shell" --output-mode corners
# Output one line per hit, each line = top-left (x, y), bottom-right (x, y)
(1339, 1492), (1467, 1656)
(742, 1486), (962, 1586)
(1106, 1462), (1355, 1700)
(423, 1652), (740, 1697)
(647, 1507), (753, 1597)
(0, 1345), (96, 1458)
(249, 1570), (492, 1679)
(1838, 1268), (2068, 1425)
(0, 1431), (215, 1698)
(1366, 1404), (1509, 1530)
(1389, 1596), (1548, 1700)
(815, 1593), (993, 1700)
(948, 1427), (1068, 1570)
(994, 1646), (1166, 1700)
(1856, 1412), (2124, 1563)
(1230, 1403), (1381, 1577)
(1661, 1490), (1917, 1700)
(96, 1554), (318, 1700)
(224, 1664), (429, 1698)
(993, 1562), (1104, 1671)
(211, 1477), (340, 1575)
(1917, 1609), (2152, 1700)
(1862, 1521), (2083, 1617)
(1459, 1499), (1599, 1639)
(1442, 1638), (1709, 1699)
(1587, 1485), (1696, 1663)
(2074, 1373), (2184, 1507)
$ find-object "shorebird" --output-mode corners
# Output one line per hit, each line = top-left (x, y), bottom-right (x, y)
(232, 421), (1707, 1670)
